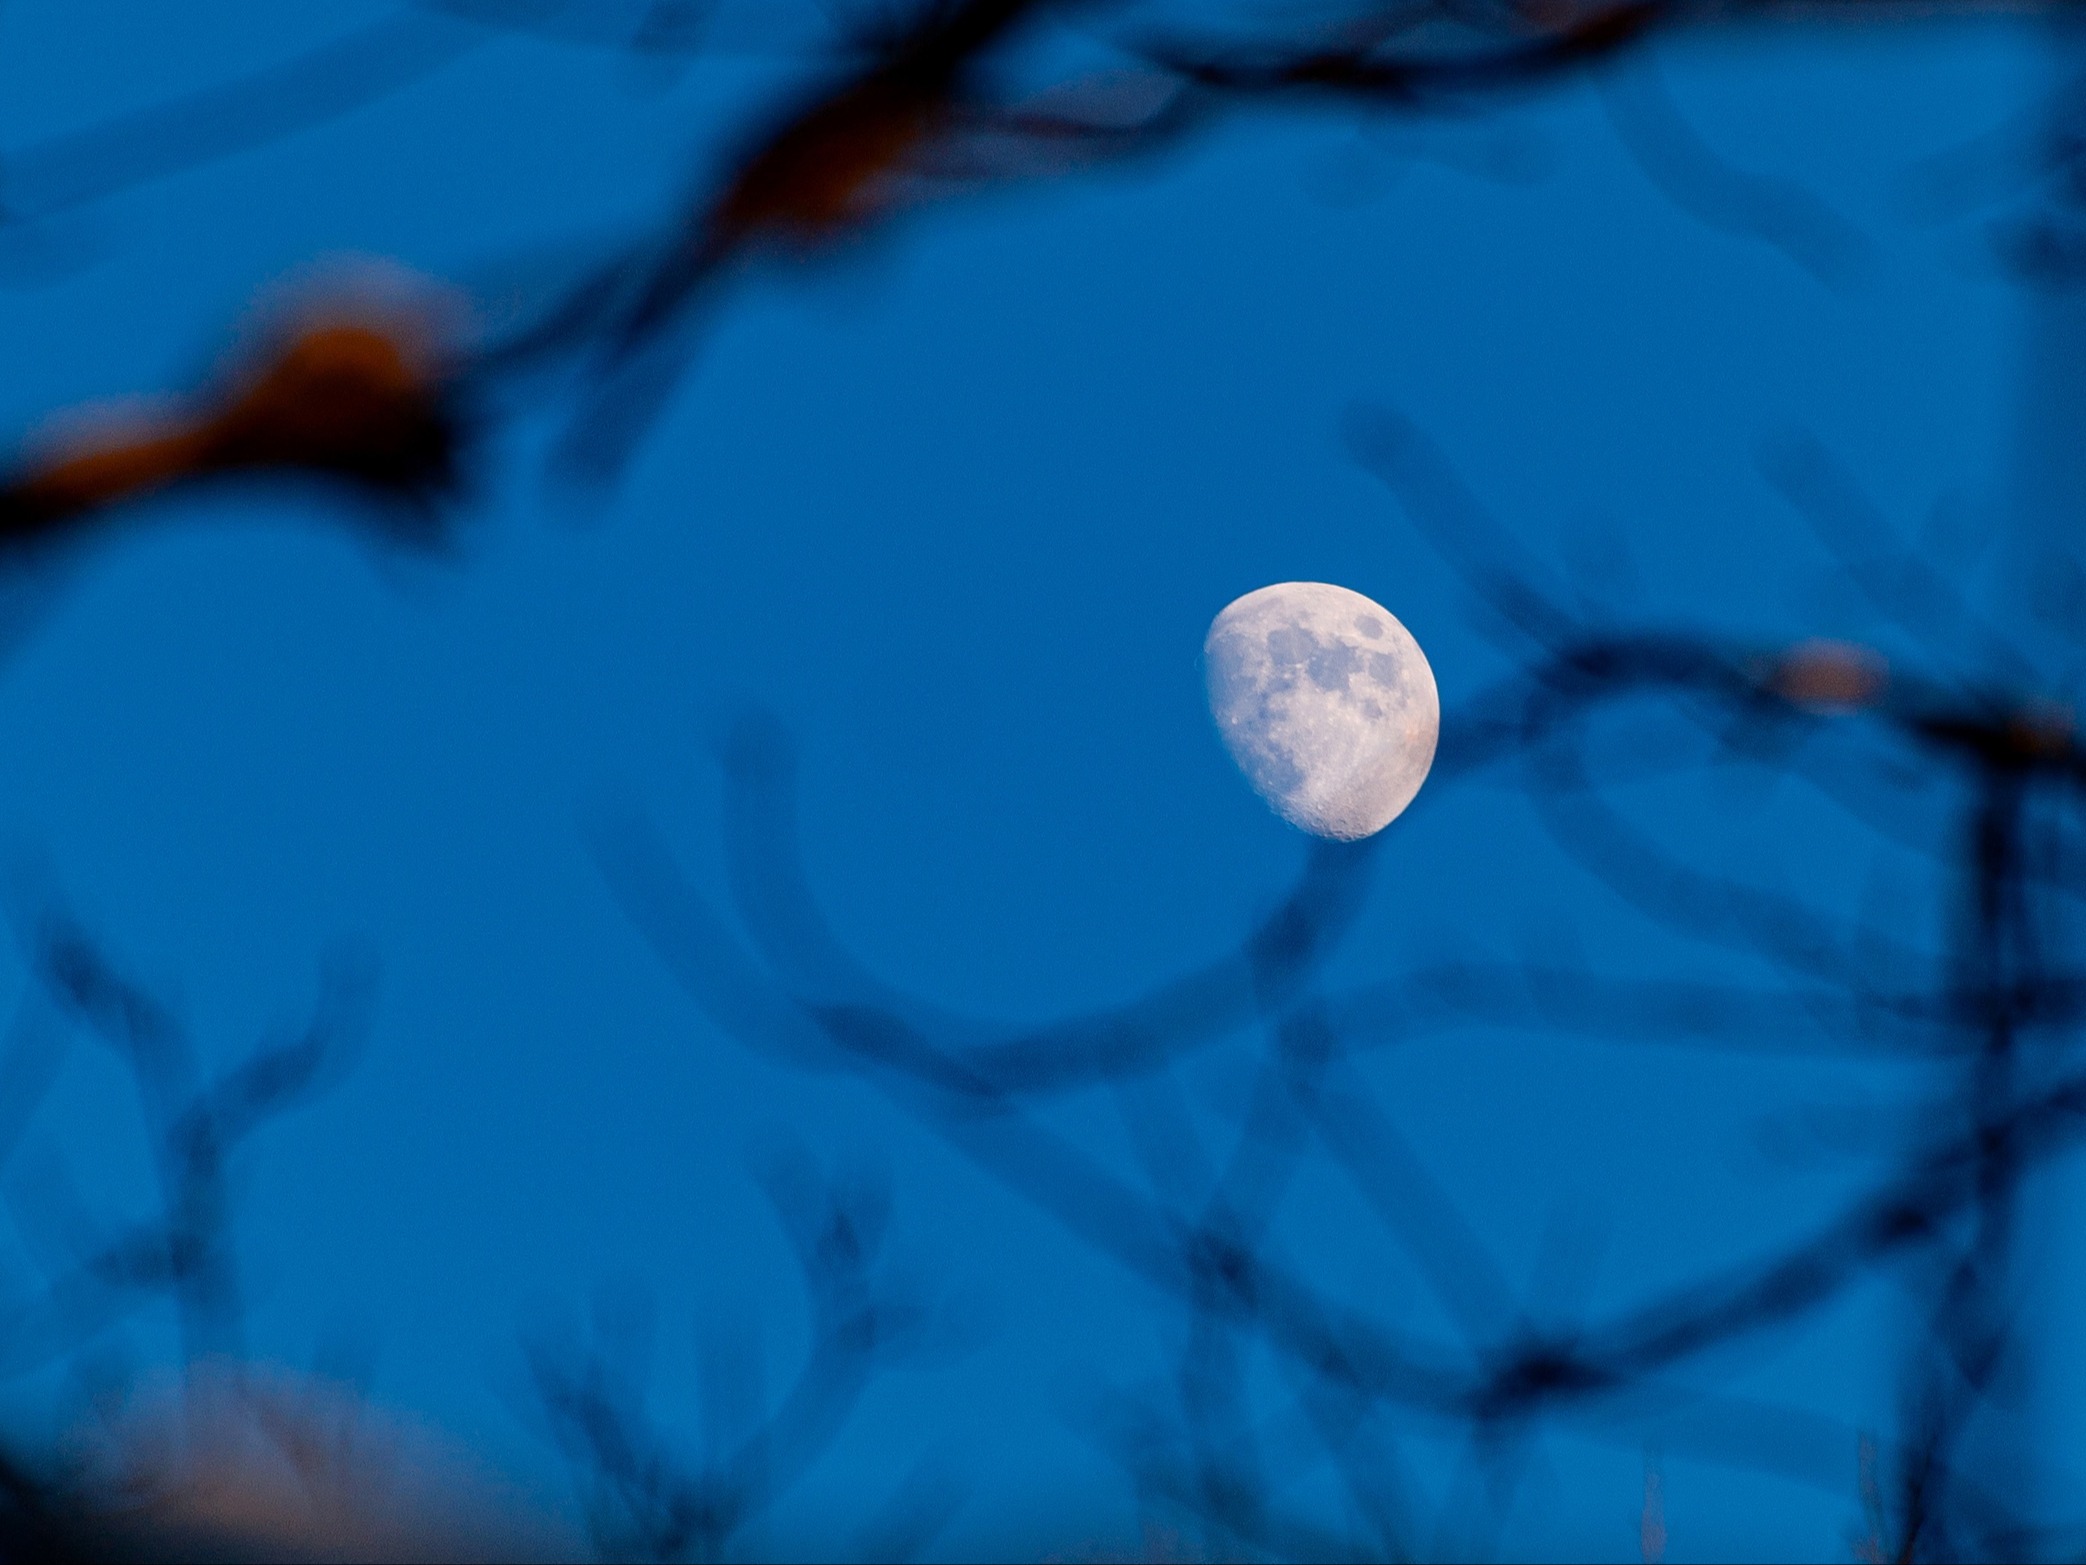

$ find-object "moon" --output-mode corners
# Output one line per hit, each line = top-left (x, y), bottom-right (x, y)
(1204, 581), (1440, 841)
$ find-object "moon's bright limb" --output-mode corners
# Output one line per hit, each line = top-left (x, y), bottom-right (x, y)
(1204, 581), (1440, 840)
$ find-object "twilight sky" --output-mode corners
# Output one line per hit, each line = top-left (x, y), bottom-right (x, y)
(0, 5), (2062, 1558)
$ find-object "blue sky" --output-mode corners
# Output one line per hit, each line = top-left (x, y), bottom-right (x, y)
(0, 4), (2060, 1558)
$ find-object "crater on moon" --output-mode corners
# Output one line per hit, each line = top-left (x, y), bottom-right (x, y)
(1204, 581), (1440, 840)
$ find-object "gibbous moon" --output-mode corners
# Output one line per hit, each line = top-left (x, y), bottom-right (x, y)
(1205, 582), (1440, 840)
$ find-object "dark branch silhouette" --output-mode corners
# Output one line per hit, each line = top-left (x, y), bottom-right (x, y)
(592, 399), (2086, 1554)
(0, 283), (471, 566)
